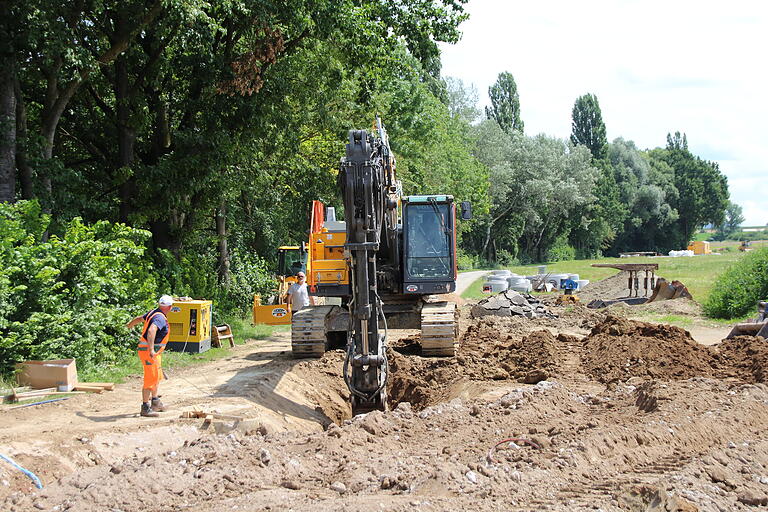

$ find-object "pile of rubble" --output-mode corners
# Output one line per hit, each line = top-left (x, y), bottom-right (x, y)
(470, 290), (556, 319)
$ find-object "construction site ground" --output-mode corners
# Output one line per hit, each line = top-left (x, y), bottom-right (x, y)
(2, 271), (768, 511)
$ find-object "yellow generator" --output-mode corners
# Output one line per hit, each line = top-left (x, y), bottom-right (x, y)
(253, 246), (306, 325)
(686, 240), (711, 255)
(166, 299), (212, 353)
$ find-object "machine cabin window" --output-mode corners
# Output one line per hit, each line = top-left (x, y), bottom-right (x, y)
(404, 203), (453, 279)
(278, 249), (306, 276)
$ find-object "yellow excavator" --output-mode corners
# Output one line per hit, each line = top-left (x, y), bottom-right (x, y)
(252, 245), (307, 325)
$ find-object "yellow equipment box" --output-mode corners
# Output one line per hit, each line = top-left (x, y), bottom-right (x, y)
(166, 299), (212, 353)
(253, 295), (292, 325)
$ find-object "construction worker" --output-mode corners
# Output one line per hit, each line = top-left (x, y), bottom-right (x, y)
(125, 295), (173, 417)
(286, 272), (315, 313)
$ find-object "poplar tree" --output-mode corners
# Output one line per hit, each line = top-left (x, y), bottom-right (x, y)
(485, 72), (523, 134)
(570, 93), (607, 160)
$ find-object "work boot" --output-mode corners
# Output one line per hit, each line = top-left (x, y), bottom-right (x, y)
(151, 397), (167, 412)
(140, 403), (159, 417)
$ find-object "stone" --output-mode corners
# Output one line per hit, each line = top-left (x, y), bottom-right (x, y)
(738, 492), (768, 506)
(259, 448), (271, 465)
(330, 481), (347, 494)
(465, 471), (478, 484)
(281, 479), (301, 490)
(707, 467), (734, 487)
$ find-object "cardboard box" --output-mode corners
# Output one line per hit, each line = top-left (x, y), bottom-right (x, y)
(16, 359), (79, 391)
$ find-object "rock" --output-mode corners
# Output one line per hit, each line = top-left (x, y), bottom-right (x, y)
(738, 492), (768, 506)
(259, 448), (271, 465)
(33, 503), (46, 510)
(509, 294), (527, 306)
(521, 369), (549, 384)
(707, 467), (734, 487)
(326, 423), (343, 438)
(330, 481), (347, 494)
(470, 404), (481, 416)
(380, 476), (393, 489)
(281, 479), (301, 490)
(109, 465), (123, 475)
(465, 471), (478, 484)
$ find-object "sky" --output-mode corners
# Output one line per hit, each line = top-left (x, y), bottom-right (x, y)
(438, 0), (768, 226)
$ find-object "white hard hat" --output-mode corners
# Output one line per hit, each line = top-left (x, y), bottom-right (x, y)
(158, 295), (174, 306)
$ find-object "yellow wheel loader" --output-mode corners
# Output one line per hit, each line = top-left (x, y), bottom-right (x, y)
(252, 246), (307, 325)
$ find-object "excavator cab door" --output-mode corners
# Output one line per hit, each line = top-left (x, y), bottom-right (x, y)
(402, 196), (457, 295)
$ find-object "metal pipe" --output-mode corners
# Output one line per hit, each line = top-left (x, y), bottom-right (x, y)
(361, 319), (369, 355)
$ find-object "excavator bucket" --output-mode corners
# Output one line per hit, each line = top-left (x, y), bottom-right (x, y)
(726, 321), (768, 339)
(726, 301), (768, 339)
(647, 278), (692, 303)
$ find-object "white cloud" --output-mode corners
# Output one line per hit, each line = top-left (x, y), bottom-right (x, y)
(439, 0), (768, 225)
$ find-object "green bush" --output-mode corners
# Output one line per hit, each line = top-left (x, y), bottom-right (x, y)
(0, 201), (157, 375)
(547, 236), (576, 263)
(703, 247), (768, 319)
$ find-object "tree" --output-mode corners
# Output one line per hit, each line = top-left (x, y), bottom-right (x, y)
(653, 134), (729, 247)
(0, 0), (17, 202)
(570, 93), (607, 161)
(485, 72), (523, 134)
(472, 121), (598, 262)
(444, 77), (480, 123)
(713, 201), (745, 240)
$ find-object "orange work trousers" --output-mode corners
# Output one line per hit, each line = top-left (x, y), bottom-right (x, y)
(138, 351), (164, 389)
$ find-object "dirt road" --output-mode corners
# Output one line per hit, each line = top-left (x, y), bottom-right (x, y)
(3, 294), (768, 511)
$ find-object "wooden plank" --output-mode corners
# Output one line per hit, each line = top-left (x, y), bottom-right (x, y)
(78, 382), (114, 390)
(73, 385), (105, 393)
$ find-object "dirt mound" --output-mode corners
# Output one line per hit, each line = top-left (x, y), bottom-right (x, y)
(606, 297), (702, 316)
(578, 270), (635, 300)
(582, 315), (717, 383)
(460, 319), (561, 382)
(387, 317), (565, 409)
(714, 335), (768, 383)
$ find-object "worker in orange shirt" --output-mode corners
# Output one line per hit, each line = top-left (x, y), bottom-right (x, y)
(126, 295), (173, 417)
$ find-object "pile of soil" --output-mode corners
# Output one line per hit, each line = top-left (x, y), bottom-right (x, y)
(470, 290), (555, 319)
(387, 317), (565, 409)
(714, 335), (768, 383)
(578, 271), (637, 301)
(459, 318), (561, 382)
(581, 315), (717, 383)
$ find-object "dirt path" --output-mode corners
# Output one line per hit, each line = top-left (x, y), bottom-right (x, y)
(3, 294), (768, 511)
(456, 270), (489, 295)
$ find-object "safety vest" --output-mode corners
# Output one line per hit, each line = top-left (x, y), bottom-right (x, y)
(137, 311), (170, 354)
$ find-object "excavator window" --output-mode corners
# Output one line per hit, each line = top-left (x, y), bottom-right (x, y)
(278, 248), (306, 277)
(404, 203), (452, 279)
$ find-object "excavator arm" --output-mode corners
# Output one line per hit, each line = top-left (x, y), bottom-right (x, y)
(339, 122), (396, 414)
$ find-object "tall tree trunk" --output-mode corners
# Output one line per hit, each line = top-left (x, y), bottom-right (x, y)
(14, 78), (33, 199)
(0, 8), (16, 203)
(114, 53), (136, 223)
(216, 203), (230, 284)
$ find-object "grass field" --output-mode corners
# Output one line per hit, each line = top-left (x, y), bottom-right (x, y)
(461, 251), (747, 306)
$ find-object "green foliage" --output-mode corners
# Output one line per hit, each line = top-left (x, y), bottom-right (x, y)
(713, 202), (745, 240)
(155, 250), (274, 319)
(546, 236), (576, 262)
(570, 93), (607, 160)
(704, 247), (768, 319)
(485, 72), (524, 134)
(472, 121), (599, 263)
(0, 201), (157, 374)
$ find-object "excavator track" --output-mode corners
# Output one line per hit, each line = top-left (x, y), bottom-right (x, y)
(291, 305), (338, 358)
(420, 301), (459, 357)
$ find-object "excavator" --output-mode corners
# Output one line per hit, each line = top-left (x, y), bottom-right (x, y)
(291, 118), (471, 415)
